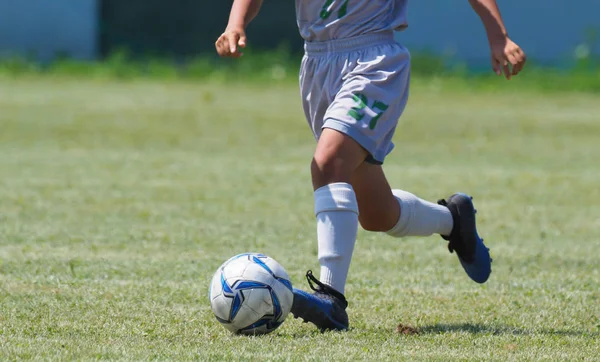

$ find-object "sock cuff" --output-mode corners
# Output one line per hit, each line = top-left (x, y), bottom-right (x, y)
(386, 190), (413, 237)
(314, 182), (359, 216)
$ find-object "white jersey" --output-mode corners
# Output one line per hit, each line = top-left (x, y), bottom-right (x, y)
(295, 0), (408, 42)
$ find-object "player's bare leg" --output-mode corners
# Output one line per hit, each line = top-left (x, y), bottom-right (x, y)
(350, 162), (399, 232)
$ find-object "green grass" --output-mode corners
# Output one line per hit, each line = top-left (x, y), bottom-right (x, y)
(0, 76), (599, 361)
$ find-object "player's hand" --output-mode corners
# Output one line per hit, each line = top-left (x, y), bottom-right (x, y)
(215, 27), (247, 58)
(489, 36), (526, 80)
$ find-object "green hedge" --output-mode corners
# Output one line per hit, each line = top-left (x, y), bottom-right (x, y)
(1, 49), (599, 93)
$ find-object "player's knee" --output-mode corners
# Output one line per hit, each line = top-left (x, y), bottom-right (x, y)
(311, 152), (352, 185)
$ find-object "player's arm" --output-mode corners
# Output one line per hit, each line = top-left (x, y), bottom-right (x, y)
(215, 0), (264, 58)
(468, 0), (526, 79)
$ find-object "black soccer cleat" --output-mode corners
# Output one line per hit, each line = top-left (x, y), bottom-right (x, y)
(438, 193), (492, 283)
(290, 270), (349, 332)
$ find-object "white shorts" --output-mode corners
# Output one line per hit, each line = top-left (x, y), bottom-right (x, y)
(299, 31), (410, 164)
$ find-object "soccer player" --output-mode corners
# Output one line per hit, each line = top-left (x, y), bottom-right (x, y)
(215, 0), (526, 332)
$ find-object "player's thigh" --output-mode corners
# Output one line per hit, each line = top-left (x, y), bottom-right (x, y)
(350, 162), (399, 232)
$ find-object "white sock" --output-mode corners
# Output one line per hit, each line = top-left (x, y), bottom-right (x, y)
(314, 182), (359, 295)
(386, 189), (453, 238)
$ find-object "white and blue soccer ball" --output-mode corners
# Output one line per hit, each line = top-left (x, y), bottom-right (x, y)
(209, 253), (294, 335)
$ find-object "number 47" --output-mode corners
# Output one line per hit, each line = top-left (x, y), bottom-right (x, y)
(347, 93), (389, 130)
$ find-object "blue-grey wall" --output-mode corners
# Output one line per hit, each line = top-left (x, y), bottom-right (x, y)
(398, 1), (600, 66)
(0, 0), (98, 61)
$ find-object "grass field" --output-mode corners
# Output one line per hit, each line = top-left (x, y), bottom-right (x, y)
(1, 76), (599, 361)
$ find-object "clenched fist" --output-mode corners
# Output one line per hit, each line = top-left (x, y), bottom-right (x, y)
(215, 27), (247, 58)
(489, 36), (527, 80)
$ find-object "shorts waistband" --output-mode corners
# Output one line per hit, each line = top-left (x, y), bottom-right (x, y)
(304, 31), (396, 55)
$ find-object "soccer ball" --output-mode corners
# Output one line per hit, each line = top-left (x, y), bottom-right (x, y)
(209, 253), (294, 335)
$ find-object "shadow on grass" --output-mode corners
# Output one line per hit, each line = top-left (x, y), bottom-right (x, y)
(418, 323), (599, 337)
